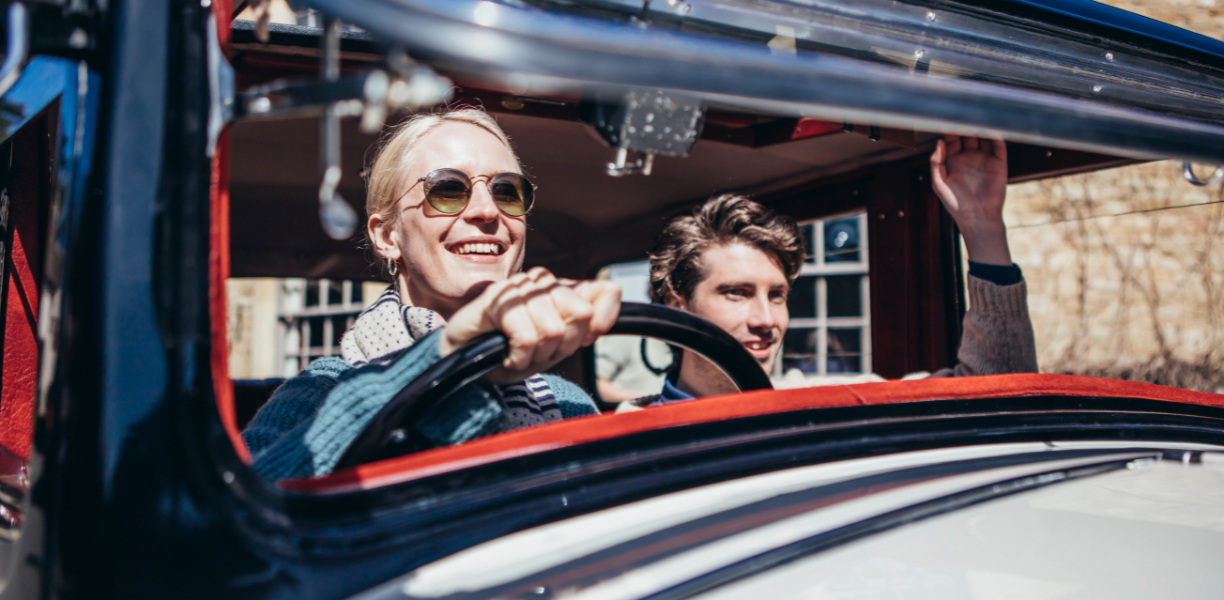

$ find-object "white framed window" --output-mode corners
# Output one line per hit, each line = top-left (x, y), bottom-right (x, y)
(277, 279), (369, 376)
(781, 212), (871, 376)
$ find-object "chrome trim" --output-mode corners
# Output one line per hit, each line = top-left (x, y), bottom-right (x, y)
(0, 3), (30, 99)
(1182, 161), (1224, 186)
(205, 11), (234, 157)
(302, 0), (1224, 163)
(317, 17), (358, 240)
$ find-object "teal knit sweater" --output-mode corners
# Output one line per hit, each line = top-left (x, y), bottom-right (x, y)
(242, 329), (599, 481)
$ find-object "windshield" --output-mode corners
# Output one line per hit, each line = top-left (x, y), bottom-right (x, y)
(221, 0), (1224, 485)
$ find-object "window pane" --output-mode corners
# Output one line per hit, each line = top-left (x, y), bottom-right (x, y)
(332, 315), (348, 348)
(782, 328), (818, 374)
(327, 281), (343, 306)
(594, 336), (671, 401)
(350, 282), (363, 304)
(801, 223), (816, 264)
(308, 316), (324, 348)
(305, 281), (319, 307)
(826, 327), (862, 373)
(825, 275), (862, 318)
(824, 216), (860, 263)
(603, 260), (653, 303)
(787, 275), (817, 319)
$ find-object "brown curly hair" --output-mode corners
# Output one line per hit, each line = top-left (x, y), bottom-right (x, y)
(649, 194), (804, 304)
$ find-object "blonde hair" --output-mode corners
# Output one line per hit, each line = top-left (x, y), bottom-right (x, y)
(366, 108), (518, 229)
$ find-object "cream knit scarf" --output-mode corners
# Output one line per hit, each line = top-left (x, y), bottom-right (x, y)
(339, 287), (561, 429)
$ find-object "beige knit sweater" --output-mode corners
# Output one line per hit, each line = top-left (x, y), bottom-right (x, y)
(615, 274), (1037, 412)
(929, 275), (1038, 377)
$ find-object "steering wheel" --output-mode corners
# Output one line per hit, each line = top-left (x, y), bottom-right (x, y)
(333, 302), (774, 470)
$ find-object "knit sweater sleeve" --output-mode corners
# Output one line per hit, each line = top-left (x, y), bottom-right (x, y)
(539, 374), (600, 418)
(245, 330), (505, 481)
(930, 274), (1039, 378)
(242, 358), (352, 457)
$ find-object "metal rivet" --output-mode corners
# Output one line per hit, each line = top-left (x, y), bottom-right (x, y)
(917, 174), (924, 181)
(389, 429), (408, 444)
(926, 11), (937, 22)
(1092, 84), (1103, 93)
(852, 189), (859, 196)
(1105, 52), (1114, 61)
(679, 3), (690, 14)
(250, 96), (272, 113)
(1045, 150), (1053, 158)
(898, 210), (905, 217)
(222, 471), (235, 484)
(878, 213), (886, 220)
(68, 28), (88, 49)
(915, 49), (925, 59)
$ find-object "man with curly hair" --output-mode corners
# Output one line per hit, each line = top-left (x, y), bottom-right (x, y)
(618, 136), (1037, 412)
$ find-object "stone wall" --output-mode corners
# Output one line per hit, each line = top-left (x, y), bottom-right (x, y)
(1006, 163), (1224, 392)
(999, 2), (1224, 392)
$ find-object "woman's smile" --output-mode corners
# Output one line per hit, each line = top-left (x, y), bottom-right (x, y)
(447, 236), (508, 264)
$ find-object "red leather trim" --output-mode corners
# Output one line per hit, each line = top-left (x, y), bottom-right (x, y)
(791, 118), (842, 140)
(1, 123), (48, 462)
(211, 127), (246, 463)
(214, 0), (231, 46)
(210, 0), (247, 463)
(283, 373), (1224, 494)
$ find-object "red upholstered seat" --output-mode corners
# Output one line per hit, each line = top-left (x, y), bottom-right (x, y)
(281, 373), (1224, 494)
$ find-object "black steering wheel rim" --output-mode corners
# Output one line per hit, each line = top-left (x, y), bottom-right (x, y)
(333, 302), (773, 471)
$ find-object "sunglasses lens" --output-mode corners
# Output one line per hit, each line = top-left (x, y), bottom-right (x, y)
(424, 171), (471, 214)
(491, 173), (533, 217)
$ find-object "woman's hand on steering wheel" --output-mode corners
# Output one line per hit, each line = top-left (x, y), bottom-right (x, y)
(439, 267), (622, 383)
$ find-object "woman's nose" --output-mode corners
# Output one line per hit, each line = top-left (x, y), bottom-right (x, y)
(461, 181), (501, 223)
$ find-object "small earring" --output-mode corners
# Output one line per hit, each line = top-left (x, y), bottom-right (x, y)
(387, 258), (399, 276)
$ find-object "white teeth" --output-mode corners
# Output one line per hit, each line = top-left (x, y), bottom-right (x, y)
(457, 243), (500, 255)
(746, 342), (770, 351)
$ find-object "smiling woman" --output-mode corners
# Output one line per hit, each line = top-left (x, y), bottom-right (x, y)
(240, 109), (621, 481)
(365, 111), (528, 316)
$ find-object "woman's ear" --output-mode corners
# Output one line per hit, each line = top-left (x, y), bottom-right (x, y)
(368, 212), (400, 261)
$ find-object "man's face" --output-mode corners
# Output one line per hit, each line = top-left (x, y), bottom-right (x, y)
(668, 243), (790, 371)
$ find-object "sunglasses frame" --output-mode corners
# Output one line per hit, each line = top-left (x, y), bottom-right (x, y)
(401, 168), (536, 217)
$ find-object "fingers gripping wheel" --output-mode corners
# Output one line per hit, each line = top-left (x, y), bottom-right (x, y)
(334, 303), (773, 470)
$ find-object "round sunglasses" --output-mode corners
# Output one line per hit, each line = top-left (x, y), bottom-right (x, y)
(403, 168), (535, 217)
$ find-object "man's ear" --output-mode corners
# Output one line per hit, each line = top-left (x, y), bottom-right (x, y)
(368, 212), (401, 262)
(664, 292), (688, 312)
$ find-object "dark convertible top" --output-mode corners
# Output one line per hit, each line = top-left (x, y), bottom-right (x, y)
(998, 0), (1224, 62)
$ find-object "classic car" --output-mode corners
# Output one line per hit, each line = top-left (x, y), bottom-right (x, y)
(0, 0), (1222, 598)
